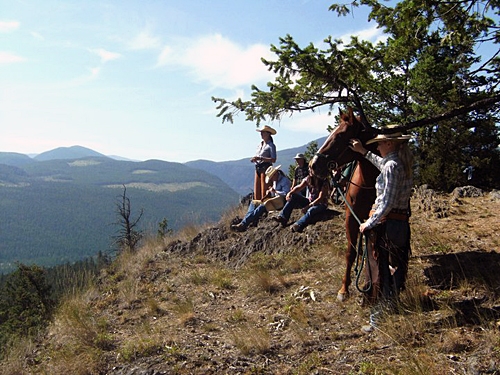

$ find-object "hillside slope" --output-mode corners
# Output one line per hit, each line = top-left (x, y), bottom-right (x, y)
(4, 186), (499, 374)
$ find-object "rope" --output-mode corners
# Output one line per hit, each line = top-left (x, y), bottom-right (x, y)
(331, 176), (372, 295)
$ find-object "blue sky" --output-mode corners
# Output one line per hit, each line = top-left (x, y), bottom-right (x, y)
(1, 0), (381, 162)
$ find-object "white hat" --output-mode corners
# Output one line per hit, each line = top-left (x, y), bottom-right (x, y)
(294, 153), (306, 160)
(265, 164), (281, 183)
(256, 125), (277, 135)
(366, 125), (411, 145)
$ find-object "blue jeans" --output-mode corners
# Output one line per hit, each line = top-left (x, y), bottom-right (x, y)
(279, 193), (327, 229)
(241, 201), (267, 228)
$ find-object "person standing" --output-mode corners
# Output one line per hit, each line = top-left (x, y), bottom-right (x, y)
(250, 125), (277, 200)
(349, 128), (413, 332)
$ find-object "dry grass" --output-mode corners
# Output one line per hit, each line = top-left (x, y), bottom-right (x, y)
(229, 323), (271, 355)
(2, 192), (500, 374)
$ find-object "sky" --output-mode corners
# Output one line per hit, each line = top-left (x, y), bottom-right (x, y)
(1, 0), (382, 163)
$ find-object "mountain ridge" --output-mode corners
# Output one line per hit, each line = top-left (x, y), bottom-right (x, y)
(0, 155), (239, 273)
(0, 136), (328, 195)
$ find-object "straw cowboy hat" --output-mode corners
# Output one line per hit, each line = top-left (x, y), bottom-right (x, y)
(366, 126), (411, 145)
(265, 164), (281, 183)
(294, 153), (306, 160)
(256, 125), (277, 135)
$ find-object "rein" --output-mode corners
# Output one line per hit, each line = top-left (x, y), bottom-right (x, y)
(331, 173), (373, 295)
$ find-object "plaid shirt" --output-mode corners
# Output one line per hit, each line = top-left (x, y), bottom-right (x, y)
(364, 151), (412, 230)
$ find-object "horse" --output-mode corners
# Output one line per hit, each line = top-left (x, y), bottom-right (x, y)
(310, 108), (380, 302)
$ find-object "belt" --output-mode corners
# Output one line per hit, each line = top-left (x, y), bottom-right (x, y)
(369, 208), (409, 221)
(386, 212), (409, 221)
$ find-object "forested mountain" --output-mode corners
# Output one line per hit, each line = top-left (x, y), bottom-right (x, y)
(0, 152), (34, 167)
(0, 153), (239, 273)
(34, 145), (107, 161)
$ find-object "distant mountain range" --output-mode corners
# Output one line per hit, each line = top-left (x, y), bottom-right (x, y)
(0, 140), (327, 272)
(0, 146), (239, 273)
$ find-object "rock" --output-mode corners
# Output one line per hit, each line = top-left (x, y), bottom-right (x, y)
(452, 185), (484, 199)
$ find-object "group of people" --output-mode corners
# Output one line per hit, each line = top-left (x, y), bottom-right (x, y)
(232, 122), (414, 333)
(231, 125), (329, 233)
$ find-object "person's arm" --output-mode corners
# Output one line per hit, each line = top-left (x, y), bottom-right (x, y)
(361, 162), (399, 231)
(349, 139), (384, 171)
(286, 178), (307, 200)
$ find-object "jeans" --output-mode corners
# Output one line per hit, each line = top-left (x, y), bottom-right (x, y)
(279, 193), (327, 229)
(241, 201), (267, 228)
(376, 219), (411, 300)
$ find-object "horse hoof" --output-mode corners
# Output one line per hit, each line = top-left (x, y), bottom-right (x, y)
(337, 292), (348, 302)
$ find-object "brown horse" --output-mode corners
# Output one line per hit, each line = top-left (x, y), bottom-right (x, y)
(310, 108), (380, 301)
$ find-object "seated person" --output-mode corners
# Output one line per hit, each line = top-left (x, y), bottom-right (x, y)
(231, 165), (291, 232)
(291, 153), (309, 196)
(274, 161), (329, 233)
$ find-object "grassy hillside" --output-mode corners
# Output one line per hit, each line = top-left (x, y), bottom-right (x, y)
(0, 157), (239, 272)
(2, 187), (498, 374)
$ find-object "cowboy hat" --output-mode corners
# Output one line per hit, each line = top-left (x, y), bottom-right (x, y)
(366, 126), (411, 145)
(256, 125), (277, 135)
(265, 164), (281, 183)
(294, 153), (306, 160)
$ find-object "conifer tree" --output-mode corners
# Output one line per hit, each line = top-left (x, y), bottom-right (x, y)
(0, 264), (54, 352)
(213, 0), (500, 190)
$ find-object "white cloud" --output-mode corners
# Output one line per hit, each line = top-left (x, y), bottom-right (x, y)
(0, 21), (20, 33)
(30, 31), (44, 41)
(157, 45), (173, 64)
(340, 25), (386, 45)
(156, 33), (274, 90)
(89, 67), (101, 78)
(284, 111), (336, 135)
(90, 48), (122, 63)
(128, 30), (162, 50)
(0, 51), (26, 64)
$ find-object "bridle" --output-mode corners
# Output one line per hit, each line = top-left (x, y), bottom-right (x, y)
(313, 141), (352, 179)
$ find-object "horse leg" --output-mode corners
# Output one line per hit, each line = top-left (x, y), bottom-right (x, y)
(337, 214), (360, 302)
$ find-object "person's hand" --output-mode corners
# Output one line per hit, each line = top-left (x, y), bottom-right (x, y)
(359, 222), (369, 233)
(349, 139), (367, 155)
(286, 192), (292, 201)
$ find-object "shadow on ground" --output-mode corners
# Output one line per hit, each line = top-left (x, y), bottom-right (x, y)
(420, 250), (500, 326)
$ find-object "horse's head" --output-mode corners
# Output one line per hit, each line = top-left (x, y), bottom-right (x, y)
(310, 107), (377, 179)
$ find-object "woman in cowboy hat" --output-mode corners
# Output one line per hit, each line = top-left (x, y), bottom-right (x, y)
(349, 128), (413, 332)
(251, 125), (277, 200)
(231, 165), (290, 232)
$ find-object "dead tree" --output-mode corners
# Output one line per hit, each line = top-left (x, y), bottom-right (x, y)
(113, 185), (143, 252)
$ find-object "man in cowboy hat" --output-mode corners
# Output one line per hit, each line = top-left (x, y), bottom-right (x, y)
(291, 152), (309, 196)
(349, 128), (413, 332)
(251, 125), (277, 201)
(231, 165), (290, 232)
